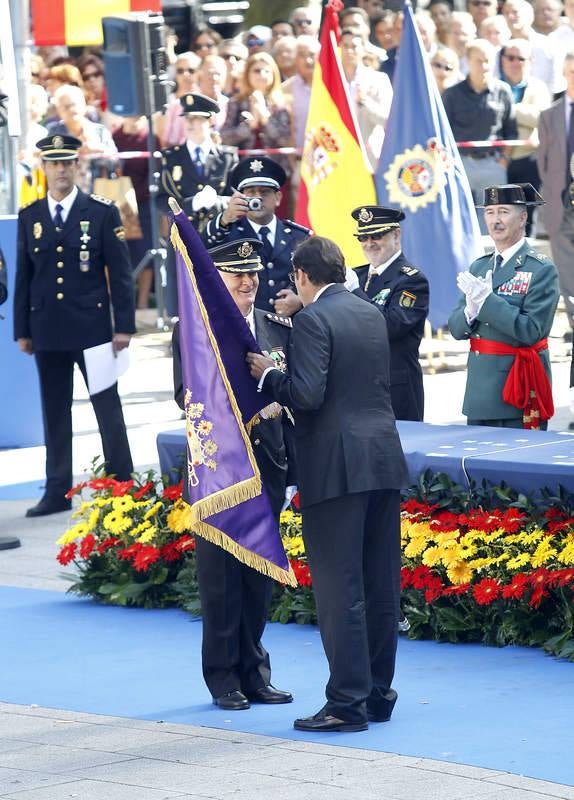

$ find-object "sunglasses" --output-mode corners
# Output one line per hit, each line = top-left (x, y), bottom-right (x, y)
(221, 53), (240, 61)
(357, 231), (388, 243)
(195, 41), (216, 50)
(176, 67), (197, 75)
(503, 54), (527, 62)
(432, 61), (454, 71)
(83, 71), (102, 80)
(293, 18), (313, 25)
(248, 38), (266, 48)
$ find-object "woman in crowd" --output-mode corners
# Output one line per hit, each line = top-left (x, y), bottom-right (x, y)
(430, 45), (460, 93)
(220, 51), (292, 216)
(77, 54), (107, 122)
(156, 51), (200, 148)
(190, 26), (222, 58)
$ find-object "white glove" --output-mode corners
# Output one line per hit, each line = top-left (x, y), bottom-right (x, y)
(344, 267), (359, 292)
(282, 485), (298, 511)
(457, 270), (493, 320)
(191, 185), (218, 212)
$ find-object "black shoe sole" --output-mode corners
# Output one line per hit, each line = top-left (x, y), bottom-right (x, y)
(293, 721), (368, 732)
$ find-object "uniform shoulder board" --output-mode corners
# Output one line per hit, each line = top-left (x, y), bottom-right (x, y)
(400, 265), (419, 276)
(90, 193), (113, 206)
(265, 312), (293, 328)
(526, 250), (550, 263)
(283, 219), (313, 236)
(20, 198), (41, 212)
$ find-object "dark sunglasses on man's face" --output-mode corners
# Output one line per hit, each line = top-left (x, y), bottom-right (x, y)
(293, 18), (313, 25)
(503, 54), (527, 62)
(432, 61), (454, 71)
(357, 232), (387, 243)
(177, 67), (196, 75)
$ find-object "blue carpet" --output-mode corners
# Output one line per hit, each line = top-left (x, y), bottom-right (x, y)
(1, 585), (574, 786)
(0, 481), (44, 500)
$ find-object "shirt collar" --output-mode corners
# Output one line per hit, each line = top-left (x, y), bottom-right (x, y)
(495, 238), (526, 265)
(47, 186), (78, 221)
(313, 283), (336, 302)
(250, 216), (278, 241)
(370, 249), (402, 276)
(245, 306), (256, 336)
(186, 138), (212, 160)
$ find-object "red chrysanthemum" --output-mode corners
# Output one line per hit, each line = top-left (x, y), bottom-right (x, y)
(529, 568), (550, 588)
(176, 534), (195, 551)
(443, 583), (471, 596)
(97, 536), (119, 554)
(79, 534), (96, 559)
(429, 511), (460, 532)
(133, 545), (161, 572)
(473, 578), (501, 606)
(529, 585), (548, 609)
(502, 573), (528, 600)
(133, 481), (155, 500)
(290, 558), (312, 587)
(65, 481), (88, 499)
(162, 480), (183, 500)
(89, 477), (117, 491)
(111, 480), (134, 497)
(160, 542), (183, 563)
(117, 542), (143, 562)
(411, 565), (433, 589)
(556, 569), (574, 587)
(401, 567), (413, 589)
(424, 576), (444, 603)
(400, 499), (438, 517)
(57, 543), (77, 565)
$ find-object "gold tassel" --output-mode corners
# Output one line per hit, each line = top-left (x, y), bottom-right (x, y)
(188, 475), (262, 522)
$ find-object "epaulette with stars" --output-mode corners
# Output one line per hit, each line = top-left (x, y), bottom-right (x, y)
(265, 312), (293, 328)
(400, 265), (419, 276)
(526, 250), (551, 263)
(90, 193), (113, 206)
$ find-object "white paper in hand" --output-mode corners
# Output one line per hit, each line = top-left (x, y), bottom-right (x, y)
(83, 341), (130, 396)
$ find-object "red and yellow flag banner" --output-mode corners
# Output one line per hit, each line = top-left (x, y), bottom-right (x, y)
(295, 0), (375, 264)
(32, 0), (161, 46)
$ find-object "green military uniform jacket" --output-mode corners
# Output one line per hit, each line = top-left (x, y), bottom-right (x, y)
(448, 240), (559, 422)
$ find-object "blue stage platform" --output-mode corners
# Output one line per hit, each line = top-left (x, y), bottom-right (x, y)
(157, 421), (574, 495)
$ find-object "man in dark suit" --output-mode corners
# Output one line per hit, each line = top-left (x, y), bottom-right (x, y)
(158, 92), (238, 318)
(203, 156), (311, 316)
(13, 135), (135, 517)
(173, 237), (294, 712)
(349, 205), (429, 421)
(248, 236), (408, 732)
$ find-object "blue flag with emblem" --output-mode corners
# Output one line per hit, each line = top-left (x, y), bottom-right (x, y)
(375, 2), (482, 329)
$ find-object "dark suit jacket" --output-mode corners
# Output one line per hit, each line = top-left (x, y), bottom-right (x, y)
(203, 215), (310, 311)
(172, 310), (295, 516)
(264, 284), (408, 508)
(0, 247), (7, 305)
(13, 191), (135, 351)
(354, 253), (428, 421)
(537, 97), (568, 237)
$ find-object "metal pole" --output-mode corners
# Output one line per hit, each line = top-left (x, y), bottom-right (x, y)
(9, 0), (30, 156)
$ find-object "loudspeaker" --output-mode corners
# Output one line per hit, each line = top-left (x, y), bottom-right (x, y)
(102, 13), (171, 117)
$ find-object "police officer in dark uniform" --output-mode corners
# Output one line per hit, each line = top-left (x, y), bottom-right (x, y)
(203, 156), (311, 316)
(158, 93), (238, 318)
(173, 238), (294, 711)
(14, 135), (135, 517)
(349, 206), (429, 422)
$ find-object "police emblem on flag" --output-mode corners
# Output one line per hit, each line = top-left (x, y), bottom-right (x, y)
(384, 140), (448, 212)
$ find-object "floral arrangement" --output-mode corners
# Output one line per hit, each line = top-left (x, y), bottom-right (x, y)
(57, 468), (574, 659)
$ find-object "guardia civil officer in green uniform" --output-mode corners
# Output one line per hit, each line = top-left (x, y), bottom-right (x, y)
(13, 135), (135, 517)
(448, 184), (559, 430)
(348, 206), (429, 421)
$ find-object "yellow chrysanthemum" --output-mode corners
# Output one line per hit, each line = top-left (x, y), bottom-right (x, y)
(112, 495), (135, 513)
(434, 531), (459, 546)
(422, 546), (442, 567)
(285, 535), (305, 557)
(404, 536), (428, 558)
(467, 557), (495, 570)
(94, 496), (113, 508)
(57, 522), (90, 545)
(447, 561), (474, 585)
(144, 501), (163, 520)
(137, 525), (157, 544)
(87, 508), (100, 528)
(558, 541), (574, 565)
(441, 545), (464, 568)
(458, 540), (477, 559)
(280, 509), (295, 525)
(517, 529), (544, 545)
(71, 500), (93, 519)
(531, 540), (557, 568)
(167, 499), (193, 533)
(506, 552), (530, 570)
(103, 511), (132, 534)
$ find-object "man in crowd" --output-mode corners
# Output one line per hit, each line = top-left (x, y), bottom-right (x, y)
(158, 92), (238, 318)
(13, 135), (135, 516)
(448, 184), (559, 429)
(445, 12), (477, 76)
(247, 236), (408, 733)
(203, 156), (311, 316)
(538, 50), (574, 331)
(349, 206), (429, 421)
(443, 39), (517, 231)
(173, 238), (294, 711)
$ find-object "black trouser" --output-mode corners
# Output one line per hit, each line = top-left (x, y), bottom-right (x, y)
(302, 489), (401, 724)
(34, 350), (133, 500)
(195, 535), (273, 698)
(508, 156), (540, 236)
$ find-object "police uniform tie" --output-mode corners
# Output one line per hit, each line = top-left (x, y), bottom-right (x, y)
(494, 253), (503, 273)
(259, 225), (273, 267)
(53, 203), (64, 230)
(193, 145), (204, 177)
(364, 267), (377, 293)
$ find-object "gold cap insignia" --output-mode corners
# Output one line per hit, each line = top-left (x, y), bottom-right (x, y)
(33, 222), (42, 239)
(52, 135), (64, 148)
(237, 242), (254, 258)
(489, 187), (497, 203)
(186, 94), (194, 106)
(359, 207), (373, 223)
(249, 159), (264, 173)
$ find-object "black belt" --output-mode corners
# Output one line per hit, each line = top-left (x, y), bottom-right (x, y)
(463, 151), (497, 160)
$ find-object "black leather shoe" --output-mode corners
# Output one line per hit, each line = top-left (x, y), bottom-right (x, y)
(25, 497), (72, 518)
(245, 685), (293, 704)
(367, 688), (398, 722)
(294, 707), (368, 732)
(213, 690), (250, 711)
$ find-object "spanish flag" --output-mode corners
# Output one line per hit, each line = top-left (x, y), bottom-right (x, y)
(295, 0), (375, 264)
(32, 0), (160, 46)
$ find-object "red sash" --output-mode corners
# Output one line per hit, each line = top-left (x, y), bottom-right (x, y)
(469, 338), (553, 429)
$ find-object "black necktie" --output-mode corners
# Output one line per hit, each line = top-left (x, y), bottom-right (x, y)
(494, 253), (503, 273)
(53, 203), (64, 230)
(259, 226), (273, 267)
(567, 102), (574, 182)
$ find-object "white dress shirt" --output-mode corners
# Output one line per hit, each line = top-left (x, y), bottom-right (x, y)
(47, 186), (78, 224)
(250, 216), (278, 249)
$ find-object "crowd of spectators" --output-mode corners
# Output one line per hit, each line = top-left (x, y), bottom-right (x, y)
(19, 0), (574, 302)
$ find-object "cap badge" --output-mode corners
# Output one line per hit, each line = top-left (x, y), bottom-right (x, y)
(237, 242), (254, 258)
(358, 208), (373, 223)
(186, 94), (194, 106)
(489, 187), (498, 203)
(52, 135), (64, 149)
(33, 222), (42, 240)
(249, 159), (264, 173)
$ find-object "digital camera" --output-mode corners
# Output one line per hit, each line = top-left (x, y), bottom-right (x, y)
(247, 197), (262, 211)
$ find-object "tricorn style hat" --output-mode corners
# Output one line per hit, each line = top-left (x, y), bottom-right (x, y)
(351, 205), (405, 237)
(179, 92), (220, 117)
(209, 238), (264, 273)
(477, 183), (545, 207)
(231, 156), (287, 192)
(37, 134), (81, 160)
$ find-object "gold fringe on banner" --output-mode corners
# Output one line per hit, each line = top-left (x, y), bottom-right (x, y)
(194, 518), (297, 587)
